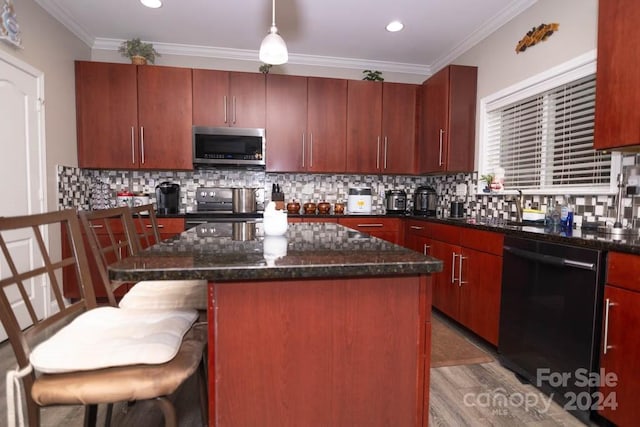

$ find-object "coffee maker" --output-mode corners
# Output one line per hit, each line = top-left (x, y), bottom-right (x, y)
(155, 182), (180, 214)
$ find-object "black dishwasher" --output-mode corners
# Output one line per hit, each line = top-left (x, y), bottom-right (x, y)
(499, 235), (605, 424)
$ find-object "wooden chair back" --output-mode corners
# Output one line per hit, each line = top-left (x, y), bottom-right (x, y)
(78, 207), (140, 307)
(128, 203), (161, 251)
(0, 209), (97, 424)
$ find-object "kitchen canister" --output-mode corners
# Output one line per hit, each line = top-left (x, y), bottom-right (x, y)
(133, 193), (150, 207)
(116, 190), (134, 207)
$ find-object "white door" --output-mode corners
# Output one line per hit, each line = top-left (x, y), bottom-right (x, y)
(0, 50), (47, 341)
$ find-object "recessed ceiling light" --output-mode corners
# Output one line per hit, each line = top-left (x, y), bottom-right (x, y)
(140, 0), (162, 8)
(386, 20), (404, 32)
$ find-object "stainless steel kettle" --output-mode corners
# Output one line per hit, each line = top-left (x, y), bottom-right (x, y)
(412, 186), (437, 216)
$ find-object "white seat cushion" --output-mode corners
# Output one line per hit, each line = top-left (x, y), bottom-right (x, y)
(118, 280), (207, 310)
(30, 306), (198, 373)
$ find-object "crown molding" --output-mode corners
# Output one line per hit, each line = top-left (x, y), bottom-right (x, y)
(430, 0), (538, 74)
(34, 0), (94, 47)
(94, 38), (431, 75)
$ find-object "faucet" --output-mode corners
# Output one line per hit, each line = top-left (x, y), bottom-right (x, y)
(515, 189), (523, 223)
(505, 190), (524, 223)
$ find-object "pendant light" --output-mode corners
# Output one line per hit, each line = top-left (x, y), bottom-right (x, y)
(259, 0), (288, 65)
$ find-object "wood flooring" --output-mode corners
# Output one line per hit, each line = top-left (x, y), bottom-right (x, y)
(0, 313), (592, 426)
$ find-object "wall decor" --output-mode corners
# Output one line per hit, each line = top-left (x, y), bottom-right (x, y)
(515, 23), (559, 53)
(0, 0), (22, 48)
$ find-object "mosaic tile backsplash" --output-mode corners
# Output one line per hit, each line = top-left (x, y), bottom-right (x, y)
(58, 159), (640, 230)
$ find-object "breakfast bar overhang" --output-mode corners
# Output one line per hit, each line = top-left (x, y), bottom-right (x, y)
(109, 222), (443, 426)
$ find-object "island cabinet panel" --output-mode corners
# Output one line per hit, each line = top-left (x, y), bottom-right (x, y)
(266, 75), (346, 173)
(208, 275), (431, 427)
(598, 252), (640, 425)
(192, 69), (265, 128)
(75, 61), (193, 170)
(417, 65), (477, 174)
(338, 217), (402, 244)
(594, 0), (640, 150)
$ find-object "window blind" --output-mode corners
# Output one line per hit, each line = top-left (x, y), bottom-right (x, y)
(484, 74), (611, 191)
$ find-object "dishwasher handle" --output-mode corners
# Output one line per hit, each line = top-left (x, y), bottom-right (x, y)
(503, 245), (596, 271)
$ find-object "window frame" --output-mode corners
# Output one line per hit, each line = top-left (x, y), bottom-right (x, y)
(478, 50), (621, 196)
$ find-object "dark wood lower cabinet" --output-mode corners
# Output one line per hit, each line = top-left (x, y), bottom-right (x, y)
(598, 285), (640, 426)
(207, 275), (431, 426)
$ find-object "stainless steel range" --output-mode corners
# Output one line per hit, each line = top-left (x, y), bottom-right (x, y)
(185, 187), (263, 230)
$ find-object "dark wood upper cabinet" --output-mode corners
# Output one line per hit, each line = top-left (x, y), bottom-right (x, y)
(594, 0), (640, 150)
(418, 65), (477, 174)
(192, 69), (265, 128)
(382, 82), (418, 174)
(346, 80), (383, 173)
(266, 74), (308, 172)
(346, 81), (418, 174)
(306, 77), (347, 173)
(266, 75), (346, 173)
(75, 61), (192, 170)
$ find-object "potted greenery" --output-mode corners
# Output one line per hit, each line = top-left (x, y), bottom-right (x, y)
(118, 38), (160, 65)
(362, 70), (384, 81)
(480, 173), (495, 193)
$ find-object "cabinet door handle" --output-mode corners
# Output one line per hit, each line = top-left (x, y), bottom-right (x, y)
(458, 255), (467, 286)
(384, 137), (388, 170)
(301, 133), (305, 168)
(309, 133), (313, 167)
(357, 223), (383, 227)
(223, 95), (228, 123)
(90, 224), (104, 229)
(130, 126), (136, 164)
(438, 129), (444, 166)
(232, 96), (237, 124)
(376, 136), (381, 170)
(451, 253), (458, 284)
(140, 126), (145, 164)
(603, 298), (615, 355)
(410, 225), (424, 230)
(423, 244), (430, 256)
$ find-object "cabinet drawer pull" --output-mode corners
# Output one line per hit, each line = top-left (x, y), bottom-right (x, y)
(451, 253), (458, 283)
(357, 223), (383, 227)
(232, 96), (237, 124)
(458, 255), (467, 286)
(438, 128), (444, 166)
(603, 298), (615, 355)
(410, 225), (424, 230)
(146, 224), (164, 229)
(383, 137), (388, 170)
(90, 224), (104, 229)
(301, 133), (305, 168)
(130, 126), (135, 164)
(140, 126), (145, 164)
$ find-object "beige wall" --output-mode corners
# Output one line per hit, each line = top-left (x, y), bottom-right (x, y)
(1, 0), (89, 273)
(1, 0), (90, 205)
(451, 0), (598, 168)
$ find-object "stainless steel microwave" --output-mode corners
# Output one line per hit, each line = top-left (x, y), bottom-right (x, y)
(192, 126), (266, 167)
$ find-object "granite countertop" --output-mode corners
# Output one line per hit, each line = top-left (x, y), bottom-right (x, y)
(108, 222), (443, 282)
(406, 215), (640, 255)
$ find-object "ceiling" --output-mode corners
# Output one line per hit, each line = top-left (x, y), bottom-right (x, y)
(36, 0), (537, 74)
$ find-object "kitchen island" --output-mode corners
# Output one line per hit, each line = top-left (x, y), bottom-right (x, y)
(109, 222), (442, 427)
